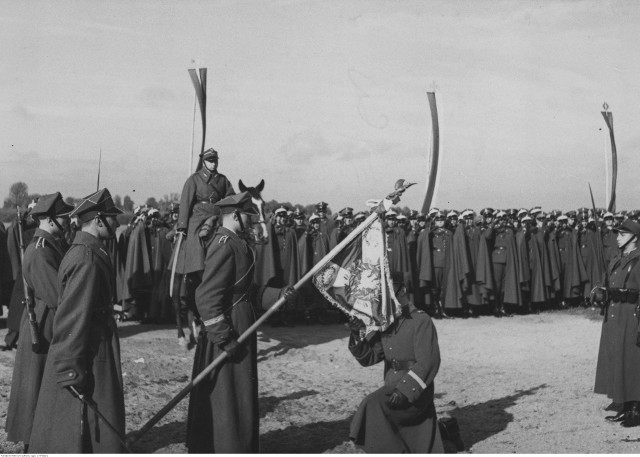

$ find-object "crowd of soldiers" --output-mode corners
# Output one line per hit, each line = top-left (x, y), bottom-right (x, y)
(252, 203), (627, 320)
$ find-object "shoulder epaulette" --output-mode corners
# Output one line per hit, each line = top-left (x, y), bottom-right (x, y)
(218, 234), (229, 244)
(35, 237), (47, 249)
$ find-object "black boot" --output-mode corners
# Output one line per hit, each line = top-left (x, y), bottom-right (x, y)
(621, 402), (640, 427)
(606, 402), (630, 422)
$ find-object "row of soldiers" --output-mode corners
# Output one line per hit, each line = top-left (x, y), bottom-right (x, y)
(270, 203), (627, 319)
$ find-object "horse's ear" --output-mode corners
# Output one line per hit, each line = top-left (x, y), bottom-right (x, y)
(256, 179), (265, 192)
(238, 180), (247, 192)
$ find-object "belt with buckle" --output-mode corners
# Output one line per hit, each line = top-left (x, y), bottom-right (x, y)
(390, 359), (415, 371)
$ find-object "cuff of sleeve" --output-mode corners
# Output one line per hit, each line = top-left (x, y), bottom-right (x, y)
(204, 318), (233, 345)
(54, 358), (86, 387)
(395, 370), (425, 403)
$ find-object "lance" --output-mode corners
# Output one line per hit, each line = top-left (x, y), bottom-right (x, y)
(421, 92), (439, 214)
(588, 183), (599, 224)
(16, 206), (40, 352)
(67, 386), (132, 453)
(128, 180), (416, 445)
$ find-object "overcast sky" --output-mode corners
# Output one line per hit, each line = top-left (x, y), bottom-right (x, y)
(1, 0), (639, 213)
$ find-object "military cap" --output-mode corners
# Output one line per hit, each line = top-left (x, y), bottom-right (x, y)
(309, 214), (320, 223)
(517, 209), (529, 218)
(71, 188), (123, 223)
(506, 209), (516, 217)
(147, 208), (160, 218)
(530, 207), (542, 216)
(565, 210), (577, 218)
(293, 208), (305, 219)
(214, 191), (259, 215)
(603, 212), (614, 219)
(447, 210), (458, 219)
(480, 208), (494, 217)
(169, 202), (180, 214)
(550, 209), (562, 218)
(30, 192), (74, 218)
(557, 215), (568, 222)
(385, 210), (397, 220)
(200, 148), (219, 160)
(461, 209), (473, 219)
(428, 208), (439, 217)
(417, 212), (427, 221)
(274, 206), (288, 216)
(354, 211), (366, 222)
(396, 214), (407, 221)
(535, 212), (547, 220)
(521, 215), (533, 223)
(335, 214), (344, 222)
(495, 210), (507, 219)
(577, 207), (589, 214)
(340, 207), (354, 218)
(316, 201), (328, 212)
(613, 219), (640, 237)
(614, 212), (625, 219)
(434, 211), (446, 220)
(408, 210), (419, 220)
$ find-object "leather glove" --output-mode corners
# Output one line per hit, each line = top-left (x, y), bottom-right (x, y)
(280, 286), (299, 306)
(219, 339), (241, 358)
(348, 316), (365, 334)
(387, 389), (410, 409)
(592, 287), (607, 303)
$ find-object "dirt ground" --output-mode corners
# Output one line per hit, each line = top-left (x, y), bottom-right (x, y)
(1, 305), (639, 454)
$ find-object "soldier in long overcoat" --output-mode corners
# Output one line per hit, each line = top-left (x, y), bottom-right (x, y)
(6, 193), (73, 450)
(187, 192), (260, 453)
(348, 282), (444, 453)
(29, 189), (125, 453)
(594, 220), (640, 427)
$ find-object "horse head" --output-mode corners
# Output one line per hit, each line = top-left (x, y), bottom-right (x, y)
(239, 179), (268, 244)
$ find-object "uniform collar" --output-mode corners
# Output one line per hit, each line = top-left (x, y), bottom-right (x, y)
(200, 167), (218, 183)
(73, 231), (111, 261)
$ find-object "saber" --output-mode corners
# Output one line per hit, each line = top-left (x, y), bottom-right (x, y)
(421, 92), (440, 214)
(169, 231), (184, 297)
(68, 386), (132, 453)
(128, 180), (415, 445)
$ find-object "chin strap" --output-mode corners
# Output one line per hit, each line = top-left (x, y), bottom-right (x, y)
(620, 235), (637, 251)
(234, 210), (245, 233)
(98, 213), (116, 238)
(48, 215), (65, 234)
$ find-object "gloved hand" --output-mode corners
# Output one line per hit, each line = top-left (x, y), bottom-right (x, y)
(592, 287), (608, 303)
(387, 389), (410, 409)
(280, 286), (299, 306)
(348, 316), (365, 334)
(219, 339), (242, 358)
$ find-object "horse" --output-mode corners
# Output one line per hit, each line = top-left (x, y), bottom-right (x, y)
(238, 179), (268, 244)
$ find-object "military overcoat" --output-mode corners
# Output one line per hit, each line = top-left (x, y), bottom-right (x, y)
(187, 227), (259, 453)
(6, 229), (66, 444)
(29, 231), (125, 453)
(349, 307), (444, 453)
(176, 169), (235, 274)
(594, 248), (640, 403)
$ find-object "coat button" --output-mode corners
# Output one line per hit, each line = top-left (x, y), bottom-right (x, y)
(402, 379), (406, 383)
(68, 372), (73, 377)
(412, 388), (416, 392)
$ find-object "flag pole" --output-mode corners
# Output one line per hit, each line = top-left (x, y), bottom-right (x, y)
(128, 181), (415, 446)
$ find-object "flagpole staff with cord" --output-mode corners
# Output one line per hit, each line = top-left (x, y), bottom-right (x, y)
(128, 179), (416, 446)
